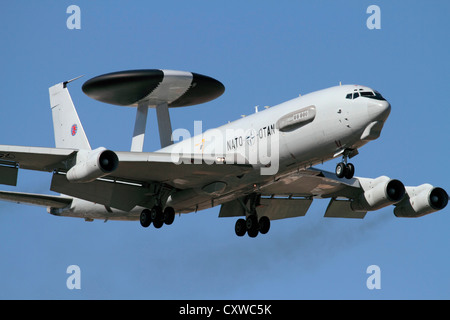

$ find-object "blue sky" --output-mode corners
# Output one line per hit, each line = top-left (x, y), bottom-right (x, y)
(0, 0), (449, 299)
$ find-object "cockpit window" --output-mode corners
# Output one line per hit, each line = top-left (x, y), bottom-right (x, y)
(346, 90), (386, 101)
(360, 91), (375, 97)
(372, 91), (386, 101)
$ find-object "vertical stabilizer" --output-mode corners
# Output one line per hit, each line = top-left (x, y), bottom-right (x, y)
(49, 80), (91, 150)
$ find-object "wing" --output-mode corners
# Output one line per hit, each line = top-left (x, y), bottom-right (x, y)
(219, 167), (367, 220)
(1, 144), (446, 218)
(219, 167), (448, 220)
(259, 167), (363, 199)
(0, 145), (251, 185)
(0, 145), (76, 187)
(112, 151), (252, 189)
(49, 151), (252, 211)
(0, 190), (72, 208)
(0, 145), (75, 173)
(0, 144), (252, 211)
(257, 168), (367, 219)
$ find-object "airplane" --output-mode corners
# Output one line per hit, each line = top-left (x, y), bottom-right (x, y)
(0, 69), (447, 238)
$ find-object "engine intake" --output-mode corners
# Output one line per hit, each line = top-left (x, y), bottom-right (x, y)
(394, 184), (448, 218)
(351, 176), (405, 212)
(66, 147), (119, 183)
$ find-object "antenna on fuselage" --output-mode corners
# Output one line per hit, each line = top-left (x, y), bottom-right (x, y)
(63, 75), (84, 88)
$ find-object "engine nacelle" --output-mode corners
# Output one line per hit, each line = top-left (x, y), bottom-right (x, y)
(351, 176), (405, 212)
(66, 147), (119, 183)
(394, 184), (448, 218)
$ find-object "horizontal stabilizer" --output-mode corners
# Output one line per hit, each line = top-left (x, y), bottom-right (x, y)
(0, 190), (72, 208)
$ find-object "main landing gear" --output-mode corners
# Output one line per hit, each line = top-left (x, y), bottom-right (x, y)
(234, 193), (270, 238)
(140, 205), (175, 229)
(235, 215), (270, 238)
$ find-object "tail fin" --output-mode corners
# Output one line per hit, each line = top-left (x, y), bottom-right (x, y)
(49, 78), (91, 150)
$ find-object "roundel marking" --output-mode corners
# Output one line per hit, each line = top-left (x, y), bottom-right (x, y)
(71, 124), (78, 136)
(246, 129), (256, 146)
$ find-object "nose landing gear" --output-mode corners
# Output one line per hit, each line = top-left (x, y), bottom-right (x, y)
(335, 149), (355, 179)
(336, 162), (355, 179)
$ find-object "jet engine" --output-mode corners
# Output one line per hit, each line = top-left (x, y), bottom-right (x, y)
(394, 184), (448, 218)
(66, 147), (119, 183)
(351, 176), (405, 212)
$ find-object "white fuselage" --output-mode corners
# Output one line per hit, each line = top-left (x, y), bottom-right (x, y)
(60, 84), (391, 220)
(155, 84), (391, 212)
(162, 84), (389, 169)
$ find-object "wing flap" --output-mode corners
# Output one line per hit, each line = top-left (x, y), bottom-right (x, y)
(257, 197), (313, 220)
(259, 167), (362, 199)
(50, 173), (150, 211)
(218, 197), (313, 220)
(0, 164), (18, 186)
(324, 198), (366, 219)
(219, 198), (246, 218)
(253, 168), (367, 220)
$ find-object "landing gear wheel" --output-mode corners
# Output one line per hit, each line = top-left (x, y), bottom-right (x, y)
(247, 228), (258, 238)
(258, 216), (270, 234)
(151, 206), (164, 229)
(153, 219), (164, 229)
(141, 205), (176, 230)
(235, 219), (247, 237)
(246, 215), (258, 232)
(140, 209), (152, 228)
(151, 205), (163, 221)
(345, 163), (355, 179)
(163, 206), (175, 225)
(246, 215), (259, 238)
(336, 162), (346, 178)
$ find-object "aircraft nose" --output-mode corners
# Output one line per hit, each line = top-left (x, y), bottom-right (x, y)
(368, 100), (391, 121)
